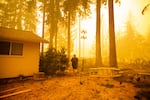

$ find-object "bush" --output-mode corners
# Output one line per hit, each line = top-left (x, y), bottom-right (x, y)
(39, 48), (69, 76)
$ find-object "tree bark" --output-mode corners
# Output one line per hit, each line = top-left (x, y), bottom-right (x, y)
(68, 12), (71, 60)
(96, 0), (102, 67)
(108, 0), (117, 67)
(49, 0), (55, 48)
(41, 0), (45, 55)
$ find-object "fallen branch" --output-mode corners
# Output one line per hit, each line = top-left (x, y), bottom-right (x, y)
(0, 89), (31, 99)
(0, 86), (24, 94)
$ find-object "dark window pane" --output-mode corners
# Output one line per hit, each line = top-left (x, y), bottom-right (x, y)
(11, 43), (23, 55)
(0, 41), (10, 55)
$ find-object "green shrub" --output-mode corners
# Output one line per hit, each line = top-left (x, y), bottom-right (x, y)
(39, 48), (69, 76)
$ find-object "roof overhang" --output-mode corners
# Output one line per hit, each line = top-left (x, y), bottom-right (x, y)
(0, 27), (49, 43)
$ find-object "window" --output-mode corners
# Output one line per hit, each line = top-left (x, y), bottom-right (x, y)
(0, 41), (10, 55)
(11, 43), (23, 55)
(0, 41), (23, 56)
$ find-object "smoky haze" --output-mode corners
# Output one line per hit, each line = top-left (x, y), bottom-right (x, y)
(98, 0), (150, 65)
(0, 0), (150, 66)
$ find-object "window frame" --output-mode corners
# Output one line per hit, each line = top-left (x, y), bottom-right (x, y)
(0, 41), (10, 55)
(0, 41), (23, 56)
(11, 42), (23, 55)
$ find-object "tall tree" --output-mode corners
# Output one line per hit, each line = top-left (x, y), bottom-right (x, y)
(43, 0), (62, 49)
(63, 0), (91, 60)
(63, 0), (79, 60)
(41, 0), (46, 55)
(96, 0), (102, 67)
(49, 0), (55, 48)
(39, 0), (91, 58)
(54, 0), (60, 49)
(24, 0), (37, 32)
(108, 0), (117, 67)
(95, 0), (120, 67)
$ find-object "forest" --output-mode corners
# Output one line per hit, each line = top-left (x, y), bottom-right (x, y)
(0, 0), (150, 67)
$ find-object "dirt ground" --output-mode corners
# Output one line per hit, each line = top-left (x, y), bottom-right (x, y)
(0, 71), (150, 100)
(1, 59), (150, 100)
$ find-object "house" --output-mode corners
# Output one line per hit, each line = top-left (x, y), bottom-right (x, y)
(0, 27), (48, 78)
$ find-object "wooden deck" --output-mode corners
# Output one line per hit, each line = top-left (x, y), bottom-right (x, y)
(88, 67), (121, 77)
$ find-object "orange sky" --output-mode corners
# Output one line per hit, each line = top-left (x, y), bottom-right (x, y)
(72, 0), (150, 58)
(36, 0), (150, 58)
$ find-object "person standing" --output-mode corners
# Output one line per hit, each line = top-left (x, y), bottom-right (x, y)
(71, 54), (78, 73)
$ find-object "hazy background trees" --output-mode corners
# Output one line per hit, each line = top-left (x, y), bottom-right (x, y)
(0, 0), (37, 32)
(116, 11), (150, 64)
(1, 0), (150, 67)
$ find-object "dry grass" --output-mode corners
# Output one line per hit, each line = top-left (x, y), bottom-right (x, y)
(0, 74), (145, 100)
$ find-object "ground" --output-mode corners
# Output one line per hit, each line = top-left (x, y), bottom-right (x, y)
(0, 71), (150, 100)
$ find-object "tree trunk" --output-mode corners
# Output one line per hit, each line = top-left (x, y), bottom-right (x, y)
(68, 12), (71, 60)
(96, 0), (102, 67)
(49, 0), (55, 48)
(108, 0), (117, 67)
(54, 0), (59, 50)
(41, 0), (45, 55)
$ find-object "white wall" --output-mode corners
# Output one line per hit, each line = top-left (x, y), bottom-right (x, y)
(0, 42), (40, 78)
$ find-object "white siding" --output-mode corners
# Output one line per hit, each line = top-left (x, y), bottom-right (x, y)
(0, 42), (40, 78)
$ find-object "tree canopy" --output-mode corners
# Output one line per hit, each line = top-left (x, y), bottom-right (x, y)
(0, 0), (37, 32)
